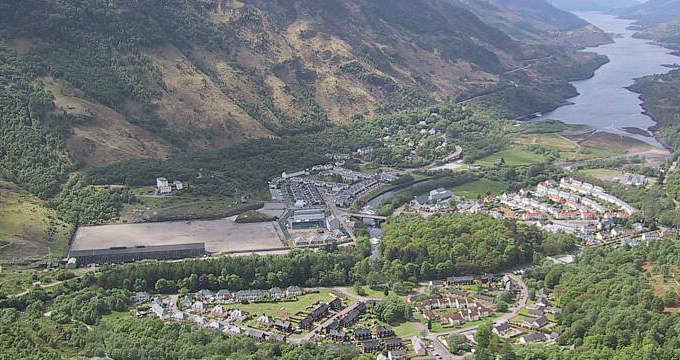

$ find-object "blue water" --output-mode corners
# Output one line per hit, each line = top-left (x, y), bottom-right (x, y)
(539, 12), (680, 147)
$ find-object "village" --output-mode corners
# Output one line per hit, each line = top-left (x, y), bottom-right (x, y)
(133, 269), (574, 359)
(395, 176), (673, 249)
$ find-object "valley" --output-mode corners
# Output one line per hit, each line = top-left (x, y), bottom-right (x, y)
(1, 1), (680, 360)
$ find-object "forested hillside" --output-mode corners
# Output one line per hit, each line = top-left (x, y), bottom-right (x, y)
(457, 0), (610, 47)
(0, 0), (608, 165)
(630, 69), (680, 148)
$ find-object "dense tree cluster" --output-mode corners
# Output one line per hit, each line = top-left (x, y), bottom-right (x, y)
(87, 104), (509, 196)
(372, 296), (412, 324)
(97, 249), (362, 293)
(516, 239), (680, 359)
(630, 69), (680, 148)
(47, 174), (130, 225)
(380, 213), (576, 276)
(101, 317), (366, 360)
(0, 44), (70, 198)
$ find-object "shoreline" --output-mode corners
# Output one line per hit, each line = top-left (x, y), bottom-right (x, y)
(538, 12), (678, 151)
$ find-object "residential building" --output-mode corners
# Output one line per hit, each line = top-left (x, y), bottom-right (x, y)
(329, 297), (343, 311)
(388, 349), (407, 360)
(519, 333), (547, 345)
(384, 338), (403, 350)
(216, 289), (232, 301)
(374, 326), (395, 338)
(274, 320), (292, 333)
(493, 322), (510, 335)
(338, 302), (366, 326)
(210, 305), (225, 317)
(246, 329), (266, 340)
(329, 329), (348, 342)
(529, 315), (549, 329)
(411, 336), (427, 356)
(197, 289), (215, 302)
(268, 333), (286, 343)
(359, 340), (381, 353)
(151, 303), (168, 319)
(528, 307), (544, 317)
(235, 289), (267, 302)
(354, 328), (372, 341)
(191, 301), (206, 312)
(269, 287), (284, 300)
(286, 286), (303, 298)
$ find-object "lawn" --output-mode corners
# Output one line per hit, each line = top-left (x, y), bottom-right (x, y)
(450, 179), (508, 199)
(579, 168), (621, 180)
(347, 286), (389, 299)
(415, 312), (502, 333)
(223, 290), (335, 318)
(476, 149), (547, 167)
(392, 320), (425, 338)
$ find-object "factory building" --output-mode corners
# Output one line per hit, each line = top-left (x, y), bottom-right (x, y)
(291, 208), (326, 229)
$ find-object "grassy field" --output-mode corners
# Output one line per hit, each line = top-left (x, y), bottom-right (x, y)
(0, 180), (73, 266)
(223, 290), (336, 318)
(579, 168), (622, 179)
(347, 286), (389, 299)
(450, 179), (508, 199)
(517, 133), (580, 152)
(120, 188), (269, 222)
(392, 319), (424, 338)
(476, 149), (547, 167)
(643, 262), (680, 313)
(515, 132), (631, 162)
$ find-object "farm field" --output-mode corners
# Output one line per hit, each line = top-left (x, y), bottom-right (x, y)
(450, 179), (508, 199)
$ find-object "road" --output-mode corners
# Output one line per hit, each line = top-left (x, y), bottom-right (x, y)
(423, 273), (529, 359)
(422, 145), (464, 172)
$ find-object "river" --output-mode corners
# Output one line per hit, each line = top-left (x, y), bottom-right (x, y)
(538, 12), (680, 147)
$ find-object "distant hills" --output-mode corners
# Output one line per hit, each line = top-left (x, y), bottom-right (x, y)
(614, 0), (680, 25)
(546, 0), (641, 11)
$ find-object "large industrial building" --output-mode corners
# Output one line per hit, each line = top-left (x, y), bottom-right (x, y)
(70, 243), (205, 265)
(291, 208), (326, 229)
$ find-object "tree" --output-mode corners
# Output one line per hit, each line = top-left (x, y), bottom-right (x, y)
(497, 301), (508, 312)
(155, 278), (176, 294)
(372, 296), (412, 324)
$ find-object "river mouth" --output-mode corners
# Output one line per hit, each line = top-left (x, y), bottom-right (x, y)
(538, 12), (680, 148)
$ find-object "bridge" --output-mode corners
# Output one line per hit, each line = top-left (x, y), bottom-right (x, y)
(347, 213), (388, 221)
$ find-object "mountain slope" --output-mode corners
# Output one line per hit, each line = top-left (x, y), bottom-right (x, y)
(0, 0), (608, 165)
(615, 0), (680, 25)
(456, 0), (611, 47)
